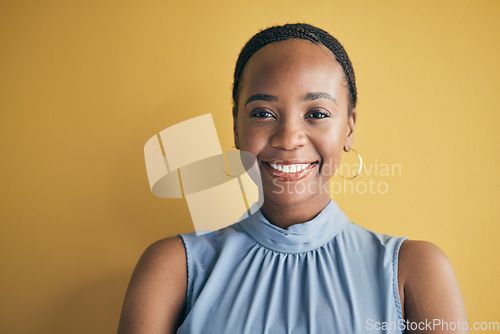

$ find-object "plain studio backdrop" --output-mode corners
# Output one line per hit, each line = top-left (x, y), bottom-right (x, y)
(1, 0), (499, 333)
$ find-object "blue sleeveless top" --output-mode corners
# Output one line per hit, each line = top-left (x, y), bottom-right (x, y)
(177, 200), (407, 333)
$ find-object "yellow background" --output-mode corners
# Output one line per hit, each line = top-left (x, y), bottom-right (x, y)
(1, 0), (499, 333)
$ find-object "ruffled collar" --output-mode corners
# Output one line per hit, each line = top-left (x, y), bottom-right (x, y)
(239, 200), (350, 253)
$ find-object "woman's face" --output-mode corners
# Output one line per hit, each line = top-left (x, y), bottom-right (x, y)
(234, 39), (356, 210)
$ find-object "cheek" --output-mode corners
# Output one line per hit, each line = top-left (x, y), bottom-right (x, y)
(322, 145), (344, 174)
(238, 122), (267, 154)
(317, 129), (347, 175)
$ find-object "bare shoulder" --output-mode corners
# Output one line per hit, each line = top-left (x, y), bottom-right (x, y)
(399, 239), (452, 278)
(118, 236), (187, 334)
(139, 236), (187, 272)
(398, 240), (468, 333)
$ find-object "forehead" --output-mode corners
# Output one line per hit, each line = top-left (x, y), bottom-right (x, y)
(249, 38), (337, 65)
(240, 39), (345, 98)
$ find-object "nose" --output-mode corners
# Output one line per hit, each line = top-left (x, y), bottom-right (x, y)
(270, 118), (307, 150)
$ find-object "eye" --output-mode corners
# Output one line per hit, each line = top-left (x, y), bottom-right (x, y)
(306, 109), (330, 119)
(250, 109), (275, 118)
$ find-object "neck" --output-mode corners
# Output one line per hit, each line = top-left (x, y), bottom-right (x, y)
(259, 195), (331, 230)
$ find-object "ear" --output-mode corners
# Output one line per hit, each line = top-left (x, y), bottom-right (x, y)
(233, 105), (240, 149)
(344, 108), (357, 152)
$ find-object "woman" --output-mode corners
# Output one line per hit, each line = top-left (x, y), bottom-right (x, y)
(118, 23), (468, 333)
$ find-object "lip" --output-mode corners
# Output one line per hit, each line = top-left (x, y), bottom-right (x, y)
(261, 160), (318, 182)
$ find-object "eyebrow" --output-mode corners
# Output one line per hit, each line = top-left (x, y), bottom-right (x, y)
(244, 94), (278, 106)
(244, 92), (337, 106)
(302, 92), (337, 105)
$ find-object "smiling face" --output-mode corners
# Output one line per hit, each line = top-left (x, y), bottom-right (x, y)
(234, 39), (356, 222)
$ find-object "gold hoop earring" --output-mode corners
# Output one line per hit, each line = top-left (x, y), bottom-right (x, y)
(337, 148), (363, 179)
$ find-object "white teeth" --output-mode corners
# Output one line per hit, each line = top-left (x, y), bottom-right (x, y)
(268, 163), (312, 173)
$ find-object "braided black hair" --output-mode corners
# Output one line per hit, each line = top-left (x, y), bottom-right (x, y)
(232, 23), (357, 117)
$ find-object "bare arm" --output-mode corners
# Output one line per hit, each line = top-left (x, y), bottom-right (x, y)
(118, 236), (187, 334)
(399, 240), (469, 334)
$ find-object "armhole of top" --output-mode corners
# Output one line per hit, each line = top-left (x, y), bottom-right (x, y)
(392, 237), (407, 322)
(178, 234), (193, 319)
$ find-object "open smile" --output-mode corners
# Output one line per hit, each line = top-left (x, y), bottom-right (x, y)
(262, 161), (318, 181)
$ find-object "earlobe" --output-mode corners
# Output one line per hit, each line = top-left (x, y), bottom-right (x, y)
(348, 108), (357, 135)
(233, 106), (240, 150)
(234, 133), (240, 150)
(344, 108), (357, 152)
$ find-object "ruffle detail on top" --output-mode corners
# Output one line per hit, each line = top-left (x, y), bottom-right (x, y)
(239, 200), (349, 253)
